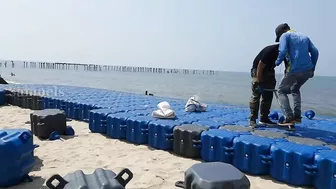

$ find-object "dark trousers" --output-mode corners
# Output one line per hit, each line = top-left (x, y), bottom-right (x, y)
(249, 72), (276, 121)
(278, 70), (313, 119)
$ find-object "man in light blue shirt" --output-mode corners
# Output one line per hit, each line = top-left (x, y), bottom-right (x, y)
(274, 23), (319, 126)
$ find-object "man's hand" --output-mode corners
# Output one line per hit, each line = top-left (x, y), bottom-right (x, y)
(255, 81), (264, 87)
(254, 81), (264, 94)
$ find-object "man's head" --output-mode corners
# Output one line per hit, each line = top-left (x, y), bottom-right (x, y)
(275, 23), (291, 42)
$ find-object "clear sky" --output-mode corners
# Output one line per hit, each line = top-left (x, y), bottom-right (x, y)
(0, 0), (335, 76)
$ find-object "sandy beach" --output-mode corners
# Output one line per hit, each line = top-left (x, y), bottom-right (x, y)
(0, 105), (310, 189)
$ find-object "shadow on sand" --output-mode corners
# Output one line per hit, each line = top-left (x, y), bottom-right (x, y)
(60, 135), (77, 140)
(252, 175), (314, 189)
(32, 156), (44, 172)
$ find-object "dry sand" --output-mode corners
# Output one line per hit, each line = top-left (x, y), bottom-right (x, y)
(0, 106), (310, 189)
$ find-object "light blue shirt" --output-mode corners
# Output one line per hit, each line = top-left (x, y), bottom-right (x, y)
(275, 30), (319, 73)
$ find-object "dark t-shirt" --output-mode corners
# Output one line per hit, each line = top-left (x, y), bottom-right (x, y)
(252, 44), (280, 72)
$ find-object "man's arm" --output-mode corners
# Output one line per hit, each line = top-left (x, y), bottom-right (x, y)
(275, 33), (288, 66)
(308, 38), (319, 71)
(256, 60), (265, 83)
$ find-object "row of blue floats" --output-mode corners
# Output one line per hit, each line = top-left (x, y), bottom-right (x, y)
(0, 83), (336, 189)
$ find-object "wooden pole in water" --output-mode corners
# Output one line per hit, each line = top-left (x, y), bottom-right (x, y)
(6, 59), (219, 76)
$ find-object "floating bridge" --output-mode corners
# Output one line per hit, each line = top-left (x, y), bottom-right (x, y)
(0, 83), (335, 189)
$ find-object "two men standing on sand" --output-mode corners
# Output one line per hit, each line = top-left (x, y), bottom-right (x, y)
(249, 23), (319, 128)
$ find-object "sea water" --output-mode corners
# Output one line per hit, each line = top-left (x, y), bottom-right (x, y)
(1, 67), (335, 117)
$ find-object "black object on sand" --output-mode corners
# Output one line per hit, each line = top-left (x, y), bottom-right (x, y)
(30, 109), (67, 139)
(46, 168), (133, 189)
(0, 77), (8, 84)
(175, 162), (250, 189)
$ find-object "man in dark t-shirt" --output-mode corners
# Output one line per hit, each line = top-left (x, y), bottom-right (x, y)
(249, 44), (280, 128)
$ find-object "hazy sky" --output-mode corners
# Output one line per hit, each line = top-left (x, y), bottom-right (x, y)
(0, 1), (335, 76)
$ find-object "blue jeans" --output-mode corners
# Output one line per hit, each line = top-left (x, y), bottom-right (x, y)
(278, 70), (313, 119)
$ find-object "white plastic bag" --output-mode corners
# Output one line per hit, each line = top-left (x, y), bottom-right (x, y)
(152, 101), (176, 119)
(185, 95), (207, 112)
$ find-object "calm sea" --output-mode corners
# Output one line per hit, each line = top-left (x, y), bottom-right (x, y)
(1, 66), (336, 117)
